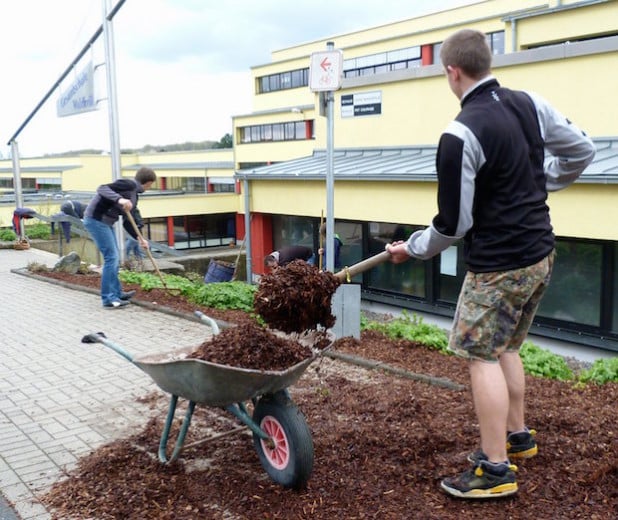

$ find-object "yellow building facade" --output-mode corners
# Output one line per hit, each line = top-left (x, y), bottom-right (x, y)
(233, 0), (618, 352)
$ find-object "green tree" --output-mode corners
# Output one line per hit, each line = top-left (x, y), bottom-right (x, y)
(213, 133), (233, 148)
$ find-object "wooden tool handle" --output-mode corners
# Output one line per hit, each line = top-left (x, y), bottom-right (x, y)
(123, 210), (167, 287)
(334, 250), (392, 282)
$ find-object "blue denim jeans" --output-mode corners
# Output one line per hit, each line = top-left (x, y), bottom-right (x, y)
(84, 217), (122, 305)
(125, 235), (145, 259)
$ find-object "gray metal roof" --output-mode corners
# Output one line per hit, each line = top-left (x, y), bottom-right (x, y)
(236, 139), (618, 183)
(0, 165), (80, 174)
(125, 161), (234, 171)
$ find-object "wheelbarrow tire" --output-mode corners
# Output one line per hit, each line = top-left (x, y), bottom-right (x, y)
(252, 391), (314, 490)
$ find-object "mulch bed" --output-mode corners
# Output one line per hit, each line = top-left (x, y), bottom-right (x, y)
(25, 269), (618, 519)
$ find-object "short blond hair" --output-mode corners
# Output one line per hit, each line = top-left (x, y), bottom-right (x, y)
(440, 29), (492, 79)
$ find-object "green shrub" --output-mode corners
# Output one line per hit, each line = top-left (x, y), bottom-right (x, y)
(362, 310), (449, 353)
(520, 342), (574, 381)
(0, 228), (17, 241)
(578, 357), (618, 385)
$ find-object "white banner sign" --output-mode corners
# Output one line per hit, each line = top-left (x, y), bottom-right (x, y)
(56, 62), (97, 118)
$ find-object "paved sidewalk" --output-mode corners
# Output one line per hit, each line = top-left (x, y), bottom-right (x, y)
(0, 248), (213, 519)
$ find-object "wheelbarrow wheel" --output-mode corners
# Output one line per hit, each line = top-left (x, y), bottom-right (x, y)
(252, 391), (314, 490)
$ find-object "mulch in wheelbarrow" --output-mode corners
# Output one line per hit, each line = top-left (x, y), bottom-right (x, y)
(188, 322), (313, 370)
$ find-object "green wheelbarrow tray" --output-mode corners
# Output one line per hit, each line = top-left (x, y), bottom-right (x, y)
(82, 311), (334, 477)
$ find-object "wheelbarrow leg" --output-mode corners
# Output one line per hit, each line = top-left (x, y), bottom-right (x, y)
(158, 395), (196, 464)
(225, 403), (270, 440)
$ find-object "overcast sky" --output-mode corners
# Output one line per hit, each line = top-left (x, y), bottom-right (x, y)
(0, 0), (475, 158)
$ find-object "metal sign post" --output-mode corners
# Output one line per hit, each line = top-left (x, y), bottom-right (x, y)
(309, 42), (342, 272)
(309, 43), (359, 339)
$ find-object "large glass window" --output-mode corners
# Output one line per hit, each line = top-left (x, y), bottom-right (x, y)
(537, 240), (602, 327)
(270, 217), (363, 274)
(171, 214), (236, 250)
(365, 222), (426, 296)
(272, 215), (314, 250)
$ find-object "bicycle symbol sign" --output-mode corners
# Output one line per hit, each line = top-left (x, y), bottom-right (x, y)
(309, 50), (343, 92)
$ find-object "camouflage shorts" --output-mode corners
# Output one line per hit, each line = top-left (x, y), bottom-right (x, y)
(448, 251), (555, 362)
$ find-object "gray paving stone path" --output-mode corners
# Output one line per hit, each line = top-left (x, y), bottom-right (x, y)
(0, 248), (211, 519)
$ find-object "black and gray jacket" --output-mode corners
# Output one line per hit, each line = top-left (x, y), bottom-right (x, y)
(84, 178), (144, 238)
(406, 77), (595, 273)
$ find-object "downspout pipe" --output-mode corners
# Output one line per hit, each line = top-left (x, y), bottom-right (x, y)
(243, 178), (252, 283)
(511, 19), (517, 53)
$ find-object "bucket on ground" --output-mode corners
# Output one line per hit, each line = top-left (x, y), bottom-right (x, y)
(204, 259), (235, 283)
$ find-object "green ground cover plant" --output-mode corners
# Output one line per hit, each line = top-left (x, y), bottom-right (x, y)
(578, 356), (618, 385)
(119, 270), (256, 312)
(360, 310), (616, 385)
(361, 310), (449, 353)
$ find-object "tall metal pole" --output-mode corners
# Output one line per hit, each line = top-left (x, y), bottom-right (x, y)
(10, 141), (25, 239)
(325, 41), (335, 273)
(102, 0), (125, 258)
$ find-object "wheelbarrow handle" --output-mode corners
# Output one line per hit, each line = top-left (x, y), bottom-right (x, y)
(81, 332), (135, 363)
(334, 250), (392, 282)
(194, 311), (221, 335)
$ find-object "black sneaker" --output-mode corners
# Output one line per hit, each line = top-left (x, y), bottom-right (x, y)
(441, 460), (518, 499)
(120, 290), (136, 301)
(103, 300), (130, 309)
(507, 429), (537, 459)
(468, 428), (537, 464)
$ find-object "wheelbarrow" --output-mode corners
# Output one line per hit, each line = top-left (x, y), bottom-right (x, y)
(81, 311), (333, 489)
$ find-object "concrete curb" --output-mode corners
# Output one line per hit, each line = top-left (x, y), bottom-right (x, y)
(0, 493), (19, 520)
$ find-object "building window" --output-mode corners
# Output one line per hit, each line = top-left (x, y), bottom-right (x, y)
(430, 32), (504, 65)
(258, 68), (308, 94)
(172, 213), (236, 250)
(343, 45), (422, 78)
(537, 240), (602, 328)
(366, 222), (426, 296)
(432, 43), (442, 65)
(239, 120), (313, 144)
(165, 176), (206, 193)
(142, 217), (168, 245)
(211, 184), (235, 193)
(436, 243), (466, 304)
(486, 31), (505, 55)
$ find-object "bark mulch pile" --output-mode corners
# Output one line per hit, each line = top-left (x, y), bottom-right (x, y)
(187, 322), (313, 371)
(254, 260), (340, 333)
(23, 269), (618, 520)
